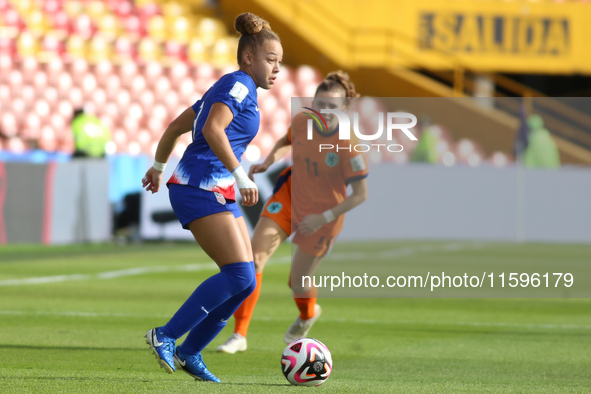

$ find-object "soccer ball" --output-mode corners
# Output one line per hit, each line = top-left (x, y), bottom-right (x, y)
(281, 337), (332, 386)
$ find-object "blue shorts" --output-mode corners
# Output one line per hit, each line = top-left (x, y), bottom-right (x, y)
(168, 183), (242, 229)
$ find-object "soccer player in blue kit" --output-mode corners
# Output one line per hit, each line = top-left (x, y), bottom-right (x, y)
(141, 13), (282, 382)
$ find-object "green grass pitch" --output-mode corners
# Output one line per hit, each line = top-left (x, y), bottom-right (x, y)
(1, 242), (590, 393)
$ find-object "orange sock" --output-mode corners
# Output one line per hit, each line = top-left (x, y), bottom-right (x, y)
(233, 272), (263, 337)
(294, 287), (318, 320)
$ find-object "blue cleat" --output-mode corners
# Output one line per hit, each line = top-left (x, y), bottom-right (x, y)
(174, 348), (221, 383)
(145, 327), (176, 374)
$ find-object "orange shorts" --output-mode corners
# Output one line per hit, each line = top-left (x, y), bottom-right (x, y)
(260, 167), (339, 257)
(260, 167), (292, 236)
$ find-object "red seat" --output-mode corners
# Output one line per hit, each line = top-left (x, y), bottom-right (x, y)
(21, 84), (36, 106)
(168, 62), (189, 87)
(67, 87), (84, 109)
(2, 9), (25, 36)
(151, 103), (169, 121)
(38, 126), (58, 152)
(193, 63), (214, 80)
(0, 112), (18, 138)
(8, 70), (24, 92)
(45, 57), (64, 77)
(128, 103), (144, 122)
(81, 74), (98, 100)
(114, 37), (138, 61)
(7, 137), (27, 153)
(22, 113), (42, 140)
(123, 117), (140, 140)
(115, 90), (131, 112)
(0, 54), (14, 79)
(34, 100), (51, 120)
(123, 15), (145, 39)
(56, 100), (73, 120)
(91, 88), (107, 111)
(139, 90), (155, 114)
(49, 113), (66, 138)
(103, 102), (121, 122)
(50, 11), (72, 37)
(143, 61), (163, 80)
(42, 0), (62, 15)
(147, 117), (164, 138)
(115, 0), (135, 18)
(72, 14), (97, 40)
(118, 62), (139, 87)
(153, 75), (171, 96)
(40, 34), (66, 57)
(164, 40), (187, 62)
(177, 77), (195, 104)
(162, 90), (180, 113)
(0, 84), (10, 102)
(138, 2), (162, 19)
(0, 36), (17, 56)
(69, 58), (89, 79)
(43, 86), (59, 111)
(104, 74), (121, 96)
(21, 57), (40, 84)
(33, 70), (49, 92)
(130, 74), (147, 94)
(56, 71), (73, 95)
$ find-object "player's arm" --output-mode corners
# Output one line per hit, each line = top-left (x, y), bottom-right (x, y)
(248, 133), (291, 179)
(142, 106), (195, 194)
(202, 102), (258, 206)
(298, 177), (368, 235)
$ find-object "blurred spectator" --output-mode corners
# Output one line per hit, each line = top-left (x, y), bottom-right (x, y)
(411, 117), (438, 164)
(523, 115), (560, 169)
(71, 108), (111, 158)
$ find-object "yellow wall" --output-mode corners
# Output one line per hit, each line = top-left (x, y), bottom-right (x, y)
(256, 0), (591, 74)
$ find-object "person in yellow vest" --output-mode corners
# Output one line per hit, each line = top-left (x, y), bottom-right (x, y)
(72, 108), (111, 158)
(523, 114), (561, 169)
(410, 117), (438, 164)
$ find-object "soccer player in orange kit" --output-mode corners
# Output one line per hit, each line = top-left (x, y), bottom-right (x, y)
(218, 71), (368, 353)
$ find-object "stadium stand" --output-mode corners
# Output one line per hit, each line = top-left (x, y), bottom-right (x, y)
(0, 0), (562, 167)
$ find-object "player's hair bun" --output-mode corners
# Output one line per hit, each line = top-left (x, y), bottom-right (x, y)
(320, 70), (360, 98)
(235, 12), (271, 36)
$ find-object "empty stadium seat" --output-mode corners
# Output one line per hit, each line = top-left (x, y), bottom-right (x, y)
(17, 32), (40, 57)
(114, 36), (137, 61)
(2, 9), (25, 36)
(138, 37), (162, 62)
(0, 112), (18, 138)
(50, 10), (73, 38)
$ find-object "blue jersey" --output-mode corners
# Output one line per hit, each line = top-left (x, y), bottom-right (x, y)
(168, 71), (259, 200)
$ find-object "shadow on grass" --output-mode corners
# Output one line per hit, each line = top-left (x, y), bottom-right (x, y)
(0, 376), (158, 382)
(0, 344), (145, 352)
(220, 382), (292, 387)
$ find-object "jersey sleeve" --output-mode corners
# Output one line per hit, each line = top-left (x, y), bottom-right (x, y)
(341, 135), (369, 185)
(208, 75), (251, 116)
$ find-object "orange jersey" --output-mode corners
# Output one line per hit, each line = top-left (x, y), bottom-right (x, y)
(289, 112), (368, 234)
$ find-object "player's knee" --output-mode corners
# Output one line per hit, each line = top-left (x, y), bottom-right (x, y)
(253, 254), (266, 273)
(221, 262), (255, 295)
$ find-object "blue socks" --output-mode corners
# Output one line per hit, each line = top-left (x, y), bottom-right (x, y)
(161, 262), (255, 344)
(178, 279), (255, 354)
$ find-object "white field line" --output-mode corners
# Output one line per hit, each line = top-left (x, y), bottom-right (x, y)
(0, 243), (482, 287)
(0, 309), (588, 331)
